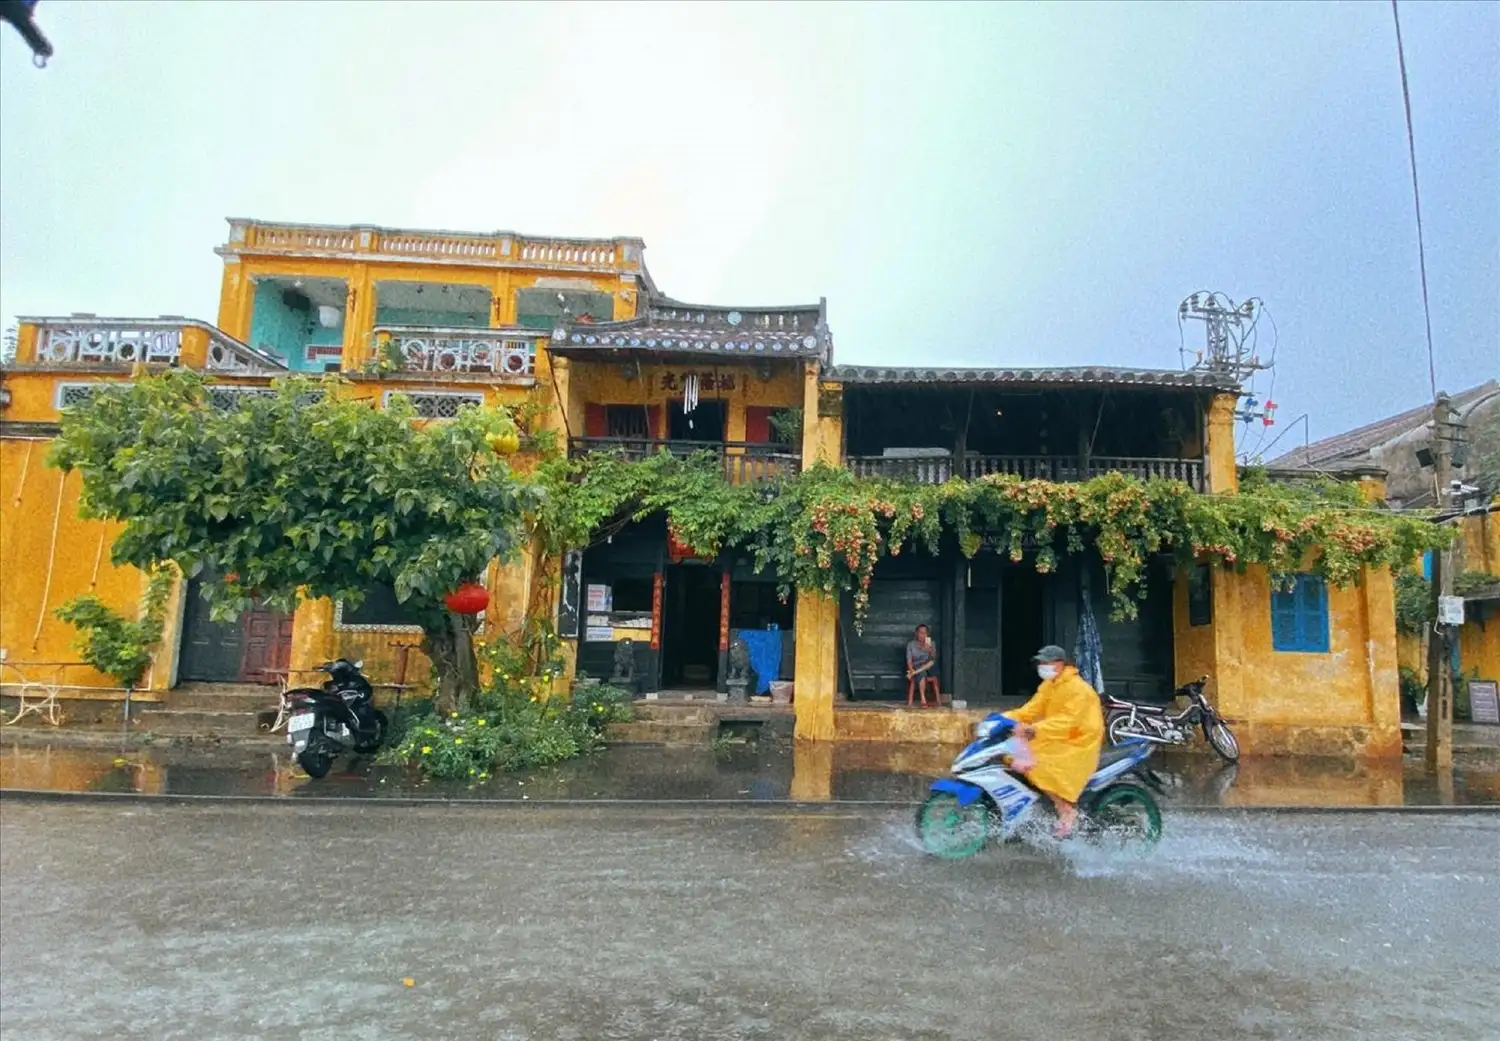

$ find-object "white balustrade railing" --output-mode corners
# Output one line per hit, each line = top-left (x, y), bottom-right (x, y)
(21, 318), (287, 374)
(36, 323), (182, 366)
(379, 327), (538, 379)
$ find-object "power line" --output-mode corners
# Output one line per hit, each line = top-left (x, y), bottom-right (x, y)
(1391, 0), (1439, 402)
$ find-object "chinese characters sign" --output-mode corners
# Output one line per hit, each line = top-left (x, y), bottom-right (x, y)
(659, 371), (736, 393)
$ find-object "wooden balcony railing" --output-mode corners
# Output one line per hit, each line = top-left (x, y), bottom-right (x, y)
(568, 438), (801, 484)
(12, 317), (286, 374)
(847, 454), (1205, 490)
(374, 326), (542, 380)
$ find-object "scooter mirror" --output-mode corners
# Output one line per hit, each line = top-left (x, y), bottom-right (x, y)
(353, 660), (363, 670)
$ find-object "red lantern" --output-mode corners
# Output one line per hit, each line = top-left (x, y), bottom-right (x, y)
(444, 582), (488, 615)
(667, 525), (699, 563)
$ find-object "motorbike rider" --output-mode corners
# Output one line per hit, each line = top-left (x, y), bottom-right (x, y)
(1004, 645), (1104, 839)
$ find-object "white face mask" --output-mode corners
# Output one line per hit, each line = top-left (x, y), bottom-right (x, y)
(1037, 663), (1061, 681)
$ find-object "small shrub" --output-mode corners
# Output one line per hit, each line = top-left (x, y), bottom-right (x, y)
(55, 568), (172, 689)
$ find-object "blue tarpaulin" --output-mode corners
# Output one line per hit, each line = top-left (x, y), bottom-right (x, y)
(1075, 596), (1106, 694)
(735, 628), (783, 695)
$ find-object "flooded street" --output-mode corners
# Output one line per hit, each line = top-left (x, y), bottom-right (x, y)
(3, 738), (1499, 807)
(2, 800), (1496, 1040)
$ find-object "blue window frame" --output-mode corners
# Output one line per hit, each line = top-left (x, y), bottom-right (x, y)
(1271, 574), (1330, 653)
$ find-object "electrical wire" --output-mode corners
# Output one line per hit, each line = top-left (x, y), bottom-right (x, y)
(1391, 0), (1440, 402)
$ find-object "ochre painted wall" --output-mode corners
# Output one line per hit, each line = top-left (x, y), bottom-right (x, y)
(792, 593), (840, 740)
(1172, 566), (1216, 686)
(563, 358), (804, 439)
(0, 443), (171, 696)
(1204, 393), (1239, 494)
(1211, 564), (1400, 757)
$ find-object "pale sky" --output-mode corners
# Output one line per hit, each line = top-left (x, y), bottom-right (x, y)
(2, 1), (1495, 452)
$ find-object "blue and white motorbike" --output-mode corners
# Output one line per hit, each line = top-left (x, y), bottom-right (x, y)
(916, 713), (1163, 859)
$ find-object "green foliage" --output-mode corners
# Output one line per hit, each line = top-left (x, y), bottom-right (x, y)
(381, 679), (633, 781)
(1395, 571), (1434, 635)
(536, 453), (1453, 629)
(768, 408), (803, 446)
(48, 370), (540, 706)
(1399, 664), (1426, 707)
(55, 567), (173, 688)
(1453, 569), (1499, 598)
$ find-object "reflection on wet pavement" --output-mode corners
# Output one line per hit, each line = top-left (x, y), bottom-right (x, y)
(3, 737), (1498, 806)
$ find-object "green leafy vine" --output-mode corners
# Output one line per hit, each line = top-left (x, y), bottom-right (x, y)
(55, 566), (174, 689)
(535, 451), (1451, 630)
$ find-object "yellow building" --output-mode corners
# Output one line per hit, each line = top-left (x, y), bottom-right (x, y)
(0, 218), (1406, 756)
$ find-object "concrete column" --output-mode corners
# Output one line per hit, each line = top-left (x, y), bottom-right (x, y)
(341, 265), (375, 372)
(1361, 565), (1403, 756)
(1205, 393), (1239, 494)
(793, 591), (839, 741)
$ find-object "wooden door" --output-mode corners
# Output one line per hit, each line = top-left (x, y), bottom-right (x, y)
(239, 607), (293, 685)
(178, 577), (244, 683)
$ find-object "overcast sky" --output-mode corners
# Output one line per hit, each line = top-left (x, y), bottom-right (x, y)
(2, 1), (1495, 453)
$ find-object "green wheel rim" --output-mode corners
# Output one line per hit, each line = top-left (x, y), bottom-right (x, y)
(916, 793), (988, 859)
(1087, 784), (1162, 849)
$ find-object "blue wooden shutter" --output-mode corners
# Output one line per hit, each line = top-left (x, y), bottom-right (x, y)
(1271, 580), (1299, 650)
(1298, 576), (1329, 653)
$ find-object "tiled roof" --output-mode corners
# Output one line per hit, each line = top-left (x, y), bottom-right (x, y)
(549, 297), (831, 360)
(1267, 379), (1499, 469)
(825, 365), (1240, 391)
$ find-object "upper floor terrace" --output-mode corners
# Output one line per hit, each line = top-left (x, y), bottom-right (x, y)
(216, 219), (652, 375)
(826, 364), (1242, 492)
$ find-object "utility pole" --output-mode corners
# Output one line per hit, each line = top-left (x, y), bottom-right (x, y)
(1424, 393), (1453, 772)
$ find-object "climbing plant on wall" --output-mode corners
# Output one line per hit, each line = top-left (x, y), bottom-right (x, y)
(537, 452), (1451, 630)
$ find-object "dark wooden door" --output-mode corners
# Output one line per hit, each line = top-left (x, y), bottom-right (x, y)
(239, 608), (294, 685)
(178, 577), (244, 683)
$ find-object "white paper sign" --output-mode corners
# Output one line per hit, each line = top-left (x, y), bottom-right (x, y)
(1438, 595), (1466, 626)
(586, 584), (612, 612)
(584, 626), (614, 642)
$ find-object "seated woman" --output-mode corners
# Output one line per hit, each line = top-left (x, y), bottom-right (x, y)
(1004, 644), (1104, 838)
(905, 624), (940, 707)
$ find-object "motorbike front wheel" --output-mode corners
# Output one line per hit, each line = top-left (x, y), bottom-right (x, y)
(1082, 783), (1162, 849)
(352, 709), (389, 754)
(915, 792), (989, 859)
(1204, 718), (1240, 763)
(297, 740), (334, 779)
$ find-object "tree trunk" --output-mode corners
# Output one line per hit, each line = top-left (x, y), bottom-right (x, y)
(424, 611), (480, 716)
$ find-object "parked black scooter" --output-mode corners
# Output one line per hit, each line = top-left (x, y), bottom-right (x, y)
(283, 659), (388, 778)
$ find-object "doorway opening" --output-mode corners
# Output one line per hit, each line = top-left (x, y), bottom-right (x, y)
(178, 574), (293, 685)
(661, 564), (723, 689)
(668, 399), (726, 442)
(1000, 565), (1047, 698)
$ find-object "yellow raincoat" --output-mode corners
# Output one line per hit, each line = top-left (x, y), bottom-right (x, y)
(1005, 665), (1104, 803)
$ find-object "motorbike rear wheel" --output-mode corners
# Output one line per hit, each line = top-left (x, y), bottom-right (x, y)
(915, 792), (989, 859)
(1082, 783), (1162, 850)
(1204, 719), (1240, 763)
(297, 740), (334, 779)
(352, 709), (389, 754)
(1106, 712), (1144, 746)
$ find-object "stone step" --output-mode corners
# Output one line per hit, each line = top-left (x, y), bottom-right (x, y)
(629, 702), (721, 725)
(605, 720), (716, 746)
(133, 708), (267, 737)
(171, 689), (282, 712)
(173, 682), (282, 698)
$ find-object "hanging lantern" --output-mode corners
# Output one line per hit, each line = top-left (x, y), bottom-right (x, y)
(444, 582), (488, 615)
(667, 525), (698, 563)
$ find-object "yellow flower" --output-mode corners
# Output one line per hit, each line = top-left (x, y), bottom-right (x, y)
(421, 746), (432, 755)
(450, 711), (459, 719)
(454, 738), (464, 745)
(476, 719), (487, 726)
(479, 772), (489, 780)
